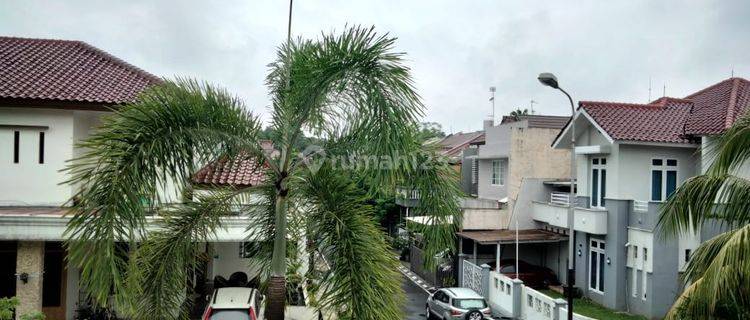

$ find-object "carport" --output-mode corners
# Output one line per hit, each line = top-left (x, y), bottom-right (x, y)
(457, 229), (567, 271)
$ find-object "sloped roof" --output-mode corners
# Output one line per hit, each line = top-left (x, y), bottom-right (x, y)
(0, 36), (160, 106)
(502, 115), (570, 129)
(684, 77), (750, 135)
(581, 98), (694, 144)
(438, 131), (484, 158)
(193, 141), (274, 187)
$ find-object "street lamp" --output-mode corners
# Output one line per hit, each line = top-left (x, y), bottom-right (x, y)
(538, 72), (576, 320)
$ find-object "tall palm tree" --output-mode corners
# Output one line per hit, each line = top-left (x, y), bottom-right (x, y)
(658, 114), (750, 319)
(64, 27), (460, 320)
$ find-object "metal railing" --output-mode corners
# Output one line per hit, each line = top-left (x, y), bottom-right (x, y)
(550, 192), (570, 205)
(633, 200), (649, 212)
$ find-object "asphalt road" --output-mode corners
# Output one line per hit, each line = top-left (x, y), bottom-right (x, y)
(402, 274), (429, 320)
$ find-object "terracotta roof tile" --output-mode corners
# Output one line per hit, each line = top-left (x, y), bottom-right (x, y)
(581, 98), (694, 144)
(684, 77), (750, 135)
(0, 36), (160, 105)
(192, 141), (275, 187)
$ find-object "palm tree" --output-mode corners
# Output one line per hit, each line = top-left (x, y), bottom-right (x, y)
(658, 114), (750, 319)
(64, 27), (460, 320)
(509, 108), (529, 120)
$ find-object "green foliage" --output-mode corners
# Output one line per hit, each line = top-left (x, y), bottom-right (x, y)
(19, 312), (45, 320)
(0, 297), (18, 320)
(416, 122), (446, 143)
(64, 26), (462, 320)
(658, 114), (750, 319)
(509, 108), (529, 120)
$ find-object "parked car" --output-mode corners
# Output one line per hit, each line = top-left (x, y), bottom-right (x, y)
(488, 259), (560, 289)
(202, 287), (264, 320)
(426, 287), (491, 320)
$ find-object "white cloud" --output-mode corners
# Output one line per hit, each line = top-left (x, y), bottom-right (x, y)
(1, 0), (748, 133)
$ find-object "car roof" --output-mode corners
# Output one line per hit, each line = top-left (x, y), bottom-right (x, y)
(442, 287), (483, 299)
(211, 287), (257, 309)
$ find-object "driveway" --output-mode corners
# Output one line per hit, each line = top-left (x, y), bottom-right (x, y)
(402, 274), (429, 320)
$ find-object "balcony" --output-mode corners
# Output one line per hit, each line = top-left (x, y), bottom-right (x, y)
(395, 188), (420, 207)
(532, 193), (608, 234)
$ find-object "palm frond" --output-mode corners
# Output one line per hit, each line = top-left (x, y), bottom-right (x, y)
(658, 173), (750, 238)
(125, 190), (237, 320)
(706, 115), (750, 176)
(301, 164), (404, 319)
(64, 79), (262, 307)
(665, 225), (750, 319)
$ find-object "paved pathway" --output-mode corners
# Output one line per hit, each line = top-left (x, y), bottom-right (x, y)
(401, 273), (429, 320)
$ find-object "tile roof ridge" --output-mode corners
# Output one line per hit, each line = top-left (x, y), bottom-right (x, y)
(74, 41), (162, 84)
(0, 35), (83, 44)
(580, 100), (654, 108)
(683, 77), (748, 99)
(724, 78), (741, 129)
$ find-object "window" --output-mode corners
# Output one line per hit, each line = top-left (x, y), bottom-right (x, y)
(589, 239), (606, 293)
(651, 159), (678, 201)
(491, 159), (505, 185)
(239, 241), (260, 258)
(643, 248), (648, 262)
(13, 131), (19, 163)
(471, 159), (478, 184)
(685, 249), (692, 263)
(591, 158), (607, 208)
(38, 132), (45, 164)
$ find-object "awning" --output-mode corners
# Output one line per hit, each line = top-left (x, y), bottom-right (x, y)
(406, 215), (454, 226)
(456, 229), (567, 245)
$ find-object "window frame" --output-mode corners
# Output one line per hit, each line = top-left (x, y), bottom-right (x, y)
(650, 158), (678, 202)
(491, 159), (505, 186)
(589, 239), (606, 293)
(590, 157), (607, 209)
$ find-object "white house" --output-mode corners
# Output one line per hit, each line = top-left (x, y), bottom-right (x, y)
(0, 36), (263, 320)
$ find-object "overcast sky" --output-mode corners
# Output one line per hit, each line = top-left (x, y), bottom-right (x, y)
(2, 1), (749, 133)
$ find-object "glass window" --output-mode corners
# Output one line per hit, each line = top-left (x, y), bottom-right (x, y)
(667, 159), (677, 166)
(491, 160), (504, 185)
(13, 131), (19, 163)
(209, 309), (251, 320)
(633, 246), (638, 258)
(590, 250), (598, 289)
(666, 171), (677, 198)
(652, 159), (663, 166)
(685, 249), (691, 263)
(453, 299), (487, 309)
(651, 170), (663, 201)
(601, 158), (607, 165)
(589, 239), (606, 292)
(591, 169), (599, 207)
(600, 170), (607, 206)
(643, 248), (648, 262)
(593, 158), (599, 165)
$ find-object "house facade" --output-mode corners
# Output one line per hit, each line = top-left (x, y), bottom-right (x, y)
(530, 77), (750, 319)
(0, 37), (262, 320)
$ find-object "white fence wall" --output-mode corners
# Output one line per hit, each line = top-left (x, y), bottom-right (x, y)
(461, 259), (595, 320)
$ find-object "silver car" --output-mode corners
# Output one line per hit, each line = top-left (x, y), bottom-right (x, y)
(425, 287), (491, 320)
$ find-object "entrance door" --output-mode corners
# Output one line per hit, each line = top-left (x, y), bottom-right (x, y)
(0, 242), (17, 298)
(42, 242), (66, 320)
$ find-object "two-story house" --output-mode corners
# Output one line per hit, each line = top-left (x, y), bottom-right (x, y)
(0, 36), (264, 320)
(456, 115), (572, 270)
(531, 77), (750, 319)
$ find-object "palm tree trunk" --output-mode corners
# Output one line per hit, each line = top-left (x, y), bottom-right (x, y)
(266, 193), (288, 320)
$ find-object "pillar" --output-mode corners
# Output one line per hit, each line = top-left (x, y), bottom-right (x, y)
(15, 241), (44, 320)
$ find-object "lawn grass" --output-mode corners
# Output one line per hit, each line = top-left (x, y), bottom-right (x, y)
(540, 290), (649, 320)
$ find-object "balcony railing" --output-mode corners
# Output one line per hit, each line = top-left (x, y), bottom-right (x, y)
(550, 192), (570, 205)
(531, 201), (608, 235)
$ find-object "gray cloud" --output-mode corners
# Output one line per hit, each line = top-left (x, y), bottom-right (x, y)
(2, 0), (748, 133)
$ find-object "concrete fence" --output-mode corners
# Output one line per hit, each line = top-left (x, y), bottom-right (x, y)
(460, 259), (596, 320)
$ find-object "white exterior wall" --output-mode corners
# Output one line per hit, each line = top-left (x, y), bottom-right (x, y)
(211, 242), (258, 280)
(617, 144), (698, 202)
(477, 158), (508, 201)
(1, 108), (77, 205)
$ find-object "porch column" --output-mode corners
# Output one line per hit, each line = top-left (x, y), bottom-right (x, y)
(472, 241), (477, 263)
(495, 242), (501, 271)
(16, 241), (44, 320)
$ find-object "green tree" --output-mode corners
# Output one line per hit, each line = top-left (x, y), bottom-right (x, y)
(658, 114), (750, 319)
(416, 122), (446, 143)
(509, 108), (529, 120)
(64, 26), (460, 320)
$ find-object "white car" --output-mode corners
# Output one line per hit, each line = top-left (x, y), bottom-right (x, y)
(426, 287), (491, 320)
(202, 287), (264, 320)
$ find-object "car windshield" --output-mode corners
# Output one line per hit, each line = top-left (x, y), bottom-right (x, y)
(210, 309), (251, 320)
(452, 298), (487, 309)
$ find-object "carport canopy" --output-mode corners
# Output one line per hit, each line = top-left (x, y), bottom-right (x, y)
(456, 229), (567, 245)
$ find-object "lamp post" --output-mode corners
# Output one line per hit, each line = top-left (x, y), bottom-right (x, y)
(538, 72), (576, 320)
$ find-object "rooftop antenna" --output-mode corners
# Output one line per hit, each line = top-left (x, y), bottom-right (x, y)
(663, 83), (666, 97)
(489, 86), (497, 123)
(530, 100), (537, 114)
(648, 76), (652, 102)
(732, 68), (735, 78)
